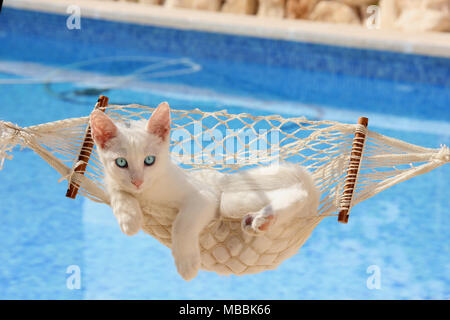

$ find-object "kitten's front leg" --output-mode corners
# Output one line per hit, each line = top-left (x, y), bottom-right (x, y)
(171, 192), (217, 281)
(110, 190), (143, 236)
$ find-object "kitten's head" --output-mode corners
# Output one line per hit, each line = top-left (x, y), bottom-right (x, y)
(90, 102), (171, 194)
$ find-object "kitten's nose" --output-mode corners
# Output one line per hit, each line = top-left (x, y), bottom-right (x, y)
(132, 179), (143, 188)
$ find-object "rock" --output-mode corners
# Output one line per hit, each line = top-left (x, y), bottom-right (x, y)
(379, 0), (450, 32)
(395, 0), (418, 11)
(139, 0), (163, 4)
(395, 8), (450, 32)
(286, 0), (319, 19)
(222, 0), (257, 15)
(164, 0), (223, 11)
(308, 1), (361, 24)
(336, 0), (377, 6)
(257, 0), (287, 18)
(396, 0), (449, 11)
(378, 0), (399, 29)
(192, 0), (223, 11)
(424, 0), (450, 11)
(164, 0), (189, 8)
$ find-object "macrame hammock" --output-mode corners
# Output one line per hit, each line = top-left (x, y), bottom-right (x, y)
(0, 96), (449, 276)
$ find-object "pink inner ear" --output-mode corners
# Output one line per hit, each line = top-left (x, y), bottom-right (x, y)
(90, 111), (117, 149)
(146, 102), (171, 141)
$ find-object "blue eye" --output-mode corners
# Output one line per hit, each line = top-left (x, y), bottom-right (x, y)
(115, 158), (128, 168)
(144, 155), (155, 166)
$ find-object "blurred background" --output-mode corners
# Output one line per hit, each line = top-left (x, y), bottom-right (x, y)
(0, 0), (449, 299)
(107, 0), (450, 33)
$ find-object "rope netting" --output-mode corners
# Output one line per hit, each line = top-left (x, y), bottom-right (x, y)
(0, 100), (448, 275)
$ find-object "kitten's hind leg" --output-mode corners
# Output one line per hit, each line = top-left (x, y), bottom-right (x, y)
(241, 184), (311, 236)
(241, 205), (276, 236)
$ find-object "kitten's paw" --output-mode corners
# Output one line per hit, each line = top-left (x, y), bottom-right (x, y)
(117, 214), (142, 236)
(173, 251), (201, 281)
(242, 206), (276, 236)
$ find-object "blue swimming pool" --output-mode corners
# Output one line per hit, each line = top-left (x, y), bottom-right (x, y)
(0, 7), (449, 299)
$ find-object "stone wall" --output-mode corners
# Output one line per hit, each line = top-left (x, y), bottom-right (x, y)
(113, 0), (450, 32)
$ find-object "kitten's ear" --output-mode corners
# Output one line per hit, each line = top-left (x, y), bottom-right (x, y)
(90, 110), (117, 149)
(146, 102), (171, 141)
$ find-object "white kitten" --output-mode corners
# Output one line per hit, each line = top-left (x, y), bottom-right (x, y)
(90, 102), (320, 280)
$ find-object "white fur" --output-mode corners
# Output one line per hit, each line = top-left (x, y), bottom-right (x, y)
(92, 108), (320, 281)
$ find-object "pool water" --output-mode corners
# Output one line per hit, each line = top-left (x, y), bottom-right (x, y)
(0, 8), (449, 299)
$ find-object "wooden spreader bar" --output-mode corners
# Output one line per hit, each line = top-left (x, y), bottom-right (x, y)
(66, 95), (109, 199)
(338, 117), (369, 223)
